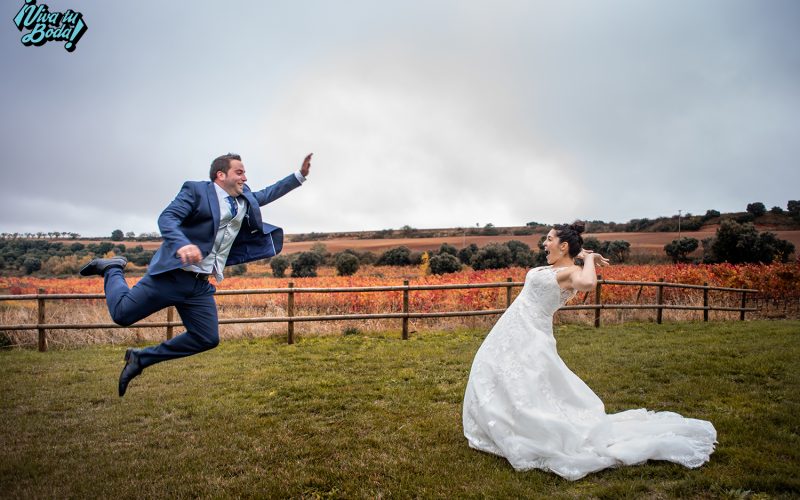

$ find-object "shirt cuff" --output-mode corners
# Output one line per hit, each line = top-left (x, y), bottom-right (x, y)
(294, 171), (306, 184)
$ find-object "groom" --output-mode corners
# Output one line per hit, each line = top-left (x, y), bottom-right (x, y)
(79, 152), (312, 396)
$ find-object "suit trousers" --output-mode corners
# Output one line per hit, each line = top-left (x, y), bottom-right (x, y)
(104, 268), (219, 369)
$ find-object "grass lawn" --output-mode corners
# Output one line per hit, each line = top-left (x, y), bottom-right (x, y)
(1, 320), (798, 498)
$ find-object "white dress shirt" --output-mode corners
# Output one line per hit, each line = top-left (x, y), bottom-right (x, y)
(183, 171), (306, 281)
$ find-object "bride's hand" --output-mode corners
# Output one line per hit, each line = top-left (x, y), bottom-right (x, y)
(578, 249), (610, 267)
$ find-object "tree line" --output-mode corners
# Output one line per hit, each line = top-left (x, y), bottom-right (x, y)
(2, 201), (796, 277)
(0, 239), (156, 275)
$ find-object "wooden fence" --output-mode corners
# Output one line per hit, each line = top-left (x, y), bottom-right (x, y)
(0, 276), (759, 351)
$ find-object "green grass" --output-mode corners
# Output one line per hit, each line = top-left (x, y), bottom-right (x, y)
(1, 321), (799, 499)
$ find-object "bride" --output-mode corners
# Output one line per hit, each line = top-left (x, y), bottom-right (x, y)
(462, 222), (716, 480)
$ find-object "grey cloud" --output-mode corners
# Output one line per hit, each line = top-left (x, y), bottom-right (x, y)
(1, 0), (798, 236)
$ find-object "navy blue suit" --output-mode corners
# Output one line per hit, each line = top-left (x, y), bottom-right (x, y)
(103, 174), (301, 368)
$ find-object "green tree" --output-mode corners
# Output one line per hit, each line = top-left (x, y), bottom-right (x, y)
(582, 237), (602, 252)
(605, 240), (631, 264)
(335, 253), (360, 276)
(472, 243), (512, 270)
(664, 237), (699, 263)
(269, 255), (290, 278)
(505, 240), (536, 268)
(746, 202), (766, 217)
(22, 257), (41, 274)
(429, 253), (462, 274)
(788, 200), (800, 221)
(377, 246), (412, 266)
(438, 243), (458, 257)
(227, 264), (248, 276)
(111, 229), (124, 241)
(291, 252), (322, 278)
(701, 209), (721, 222)
(706, 220), (794, 264)
(457, 244), (479, 265)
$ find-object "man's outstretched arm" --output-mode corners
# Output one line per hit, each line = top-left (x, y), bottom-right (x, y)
(252, 153), (313, 206)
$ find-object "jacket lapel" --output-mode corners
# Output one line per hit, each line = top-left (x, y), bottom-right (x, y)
(242, 186), (263, 233)
(207, 182), (221, 231)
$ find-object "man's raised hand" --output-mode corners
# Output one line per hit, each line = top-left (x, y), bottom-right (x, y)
(300, 153), (313, 178)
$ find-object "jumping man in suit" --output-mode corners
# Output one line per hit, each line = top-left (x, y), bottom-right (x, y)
(79, 152), (312, 396)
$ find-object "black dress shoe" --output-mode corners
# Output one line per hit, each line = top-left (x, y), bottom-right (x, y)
(79, 257), (128, 277)
(119, 348), (143, 397)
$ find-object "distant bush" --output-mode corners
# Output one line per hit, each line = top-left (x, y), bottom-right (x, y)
(429, 253), (462, 275)
(289, 232), (327, 242)
(702, 209), (721, 222)
(22, 257), (41, 274)
(770, 206), (784, 215)
(41, 255), (85, 275)
(335, 253), (360, 276)
(438, 243), (458, 257)
(605, 241), (631, 264)
(357, 251), (377, 265)
(705, 220), (795, 264)
(533, 236), (548, 266)
(129, 253), (153, 266)
(582, 237), (602, 252)
(270, 255), (290, 278)
(291, 252), (322, 278)
(788, 200), (800, 221)
(472, 243), (512, 270)
(746, 202), (766, 217)
(735, 213), (755, 223)
(377, 246), (412, 266)
(505, 240), (536, 268)
(579, 237), (630, 263)
(457, 244), (478, 265)
(227, 263), (247, 276)
(664, 237), (700, 263)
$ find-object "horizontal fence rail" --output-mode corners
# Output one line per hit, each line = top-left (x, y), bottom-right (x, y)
(0, 277), (760, 351)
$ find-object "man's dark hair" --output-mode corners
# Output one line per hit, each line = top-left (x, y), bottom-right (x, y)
(209, 153), (242, 181)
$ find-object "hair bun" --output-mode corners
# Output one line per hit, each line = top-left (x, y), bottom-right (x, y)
(570, 221), (586, 235)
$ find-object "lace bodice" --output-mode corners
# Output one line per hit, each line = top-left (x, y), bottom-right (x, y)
(515, 265), (577, 317)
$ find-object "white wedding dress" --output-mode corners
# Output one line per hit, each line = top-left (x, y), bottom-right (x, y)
(462, 265), (717, 480)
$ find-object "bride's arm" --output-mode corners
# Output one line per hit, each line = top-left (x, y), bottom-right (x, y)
(570, 251), (610, 291)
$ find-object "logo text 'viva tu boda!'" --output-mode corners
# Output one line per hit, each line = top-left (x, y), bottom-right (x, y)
(13, 0), (88, 52)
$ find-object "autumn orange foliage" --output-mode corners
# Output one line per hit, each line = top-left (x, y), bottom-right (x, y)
(2, 263), (797, 313)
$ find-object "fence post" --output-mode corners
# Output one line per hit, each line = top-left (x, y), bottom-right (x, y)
(166, 307), (174, 340)
(740, 291), (747, 321)
(402, 280), (409, 340)
(287, 282), (295, 344)
(703, 282), (709, 322)
(594, 276), (602, 328)
(656, 278), (665, 324)
(37, 288), (47, 352)
(506, 277), (513, 308)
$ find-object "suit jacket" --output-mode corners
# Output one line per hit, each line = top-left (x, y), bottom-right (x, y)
(147, 174), (302, 275)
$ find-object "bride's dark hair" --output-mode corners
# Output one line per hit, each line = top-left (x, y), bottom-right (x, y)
(553, 221), (585, 258)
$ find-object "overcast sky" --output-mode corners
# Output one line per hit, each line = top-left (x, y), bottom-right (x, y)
(1, 0), (798, 237)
